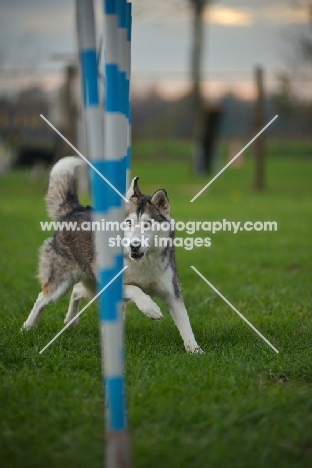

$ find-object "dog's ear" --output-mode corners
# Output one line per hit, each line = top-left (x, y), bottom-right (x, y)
(151, 189), (170, 216)
(126, 176), (142, 199)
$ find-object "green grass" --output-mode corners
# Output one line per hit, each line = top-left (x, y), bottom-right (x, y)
(0, 140), (312, 468)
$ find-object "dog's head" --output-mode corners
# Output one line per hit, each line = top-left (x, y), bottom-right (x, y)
(124, 177), (171, 260)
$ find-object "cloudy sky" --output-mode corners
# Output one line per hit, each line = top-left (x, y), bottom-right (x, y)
(0, 0), (309, 98)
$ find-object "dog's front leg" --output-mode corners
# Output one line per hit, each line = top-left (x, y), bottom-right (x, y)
(123, 285), (163, 320)
(164, 293), (203, 354)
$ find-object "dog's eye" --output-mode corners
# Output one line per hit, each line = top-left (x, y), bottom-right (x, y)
(125, 219), (132, 226)
(142, 221), (151, 229)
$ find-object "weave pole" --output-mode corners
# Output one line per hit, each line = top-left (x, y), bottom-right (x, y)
(76, 1), (132, 467)
(125, 2), (132, 185)
(102, 0), (132, 465)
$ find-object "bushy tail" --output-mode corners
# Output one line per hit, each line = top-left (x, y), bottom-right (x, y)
(45, 156), (84, 221)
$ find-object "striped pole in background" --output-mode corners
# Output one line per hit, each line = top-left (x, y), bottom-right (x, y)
(76, 0), (103, 172)
(76, 0), (132, 466)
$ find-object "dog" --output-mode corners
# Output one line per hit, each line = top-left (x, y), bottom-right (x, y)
(22, 156), (202, 353)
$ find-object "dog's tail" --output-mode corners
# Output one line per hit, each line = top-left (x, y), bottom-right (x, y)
(45, 156), (84, 221)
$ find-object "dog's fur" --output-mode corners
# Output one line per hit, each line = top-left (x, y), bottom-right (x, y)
(22, 157), (202, 353)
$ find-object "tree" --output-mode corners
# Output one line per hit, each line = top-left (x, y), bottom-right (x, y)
(133, 1), (218, 173)
(272, 73), (296, 120)
(291, 1), (312, 63)
(189, 0), (209, 131)
(189, 1), (224, 176)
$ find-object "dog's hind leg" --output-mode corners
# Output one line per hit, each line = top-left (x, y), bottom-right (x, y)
(64, 282), (91, 327)
(21, 292), (47, 330)
(21, 278), (73, 330)
(122, 302), (128, 321)
(22, 237), (76, 330)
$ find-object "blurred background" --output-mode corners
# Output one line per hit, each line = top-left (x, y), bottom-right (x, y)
(0, 0), (311, 181)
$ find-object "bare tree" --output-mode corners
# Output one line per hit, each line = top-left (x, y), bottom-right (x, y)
(291, 0), (312, 63)
(189, 1), (208, 123)
(300, 3), (312, 61)
(133, 0), (217, 173)
(133, 0), (209, 110)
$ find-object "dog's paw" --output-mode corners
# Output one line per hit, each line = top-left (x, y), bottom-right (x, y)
(185, 344), (204, 354)
(138, 296), (163, 320)
(64, 317), (79, 328)
(20, 322), (37, 331)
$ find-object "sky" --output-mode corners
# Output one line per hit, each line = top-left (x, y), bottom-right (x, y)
(0, 0), (310, 99)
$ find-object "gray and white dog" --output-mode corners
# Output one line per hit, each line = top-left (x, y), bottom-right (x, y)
(22, 157), (202, 353)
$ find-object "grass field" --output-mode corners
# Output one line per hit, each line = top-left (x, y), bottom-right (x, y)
(0, 140), (311, 467)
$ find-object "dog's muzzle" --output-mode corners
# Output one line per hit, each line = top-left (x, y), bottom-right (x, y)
(130, 238), (144, 260)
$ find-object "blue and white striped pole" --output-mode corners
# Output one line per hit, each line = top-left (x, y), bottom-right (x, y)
(76, 0), (103, 165)
(76, 1), (132, 466)
(102, 0), (131, 466)
(125, 2), (132, 186)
